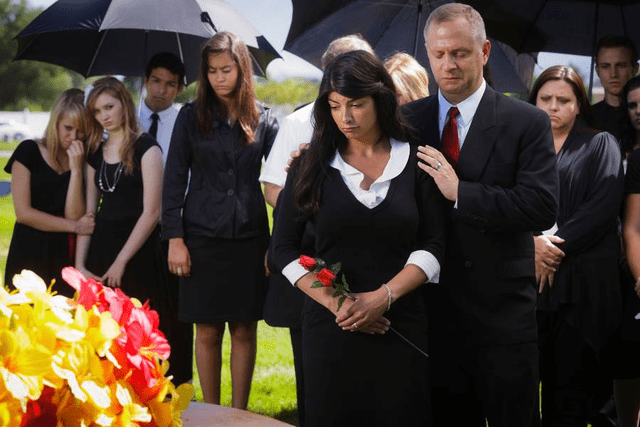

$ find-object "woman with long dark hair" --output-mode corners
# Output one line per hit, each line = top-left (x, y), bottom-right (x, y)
(529, 65), (624, 426)
(271, 50), (447, 427)
(75, 77), (166, 308)
(162, 32), (278, 408)
(5, 89), (94, 295)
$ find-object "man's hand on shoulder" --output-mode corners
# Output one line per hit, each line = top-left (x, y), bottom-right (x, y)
(417, 145), (459, 202)
(285, 142), (310, 173)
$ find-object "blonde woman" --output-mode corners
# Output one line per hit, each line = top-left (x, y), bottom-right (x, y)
(384, 52), (429, 104)
(5, 89), (94, 296)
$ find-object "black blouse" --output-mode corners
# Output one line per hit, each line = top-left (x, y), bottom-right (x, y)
(5, 140), (69, 216)
(162, 102), (279, 240)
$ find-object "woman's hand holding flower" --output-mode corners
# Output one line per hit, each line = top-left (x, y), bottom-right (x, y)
(335, 287), (390, 334)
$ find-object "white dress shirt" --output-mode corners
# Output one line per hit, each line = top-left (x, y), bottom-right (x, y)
(437, 79), (486, 150)
(139, 100), (181, 166)
(259, 103), (314, 187)
(282, 139), (441, 286)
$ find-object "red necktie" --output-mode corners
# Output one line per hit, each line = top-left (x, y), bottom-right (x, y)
(442, 107), (460, 167)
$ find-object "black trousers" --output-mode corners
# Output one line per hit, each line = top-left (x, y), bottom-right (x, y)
(538, 310), (599, 427)
(429, 339), (540, 427)
(161, 239), (194, 385)
(290, 327), (305, 427)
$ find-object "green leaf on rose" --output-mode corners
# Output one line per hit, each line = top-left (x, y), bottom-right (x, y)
(311, 281), (324, 288)
(337, 295), (346, 311)
(332, 289), (342, 298)
(329, 262), (341, 274)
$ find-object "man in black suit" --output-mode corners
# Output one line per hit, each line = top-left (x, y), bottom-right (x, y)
(403, 4), (558, 426)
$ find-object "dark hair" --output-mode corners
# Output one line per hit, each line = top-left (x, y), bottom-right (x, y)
(528, 65), (595, 132)
(145, 52), (186, 87)
(596, 35), (639, 65)
(620, 75), (640, 155)
(196, 31), (259, 143)
(292, 50), (410, 216)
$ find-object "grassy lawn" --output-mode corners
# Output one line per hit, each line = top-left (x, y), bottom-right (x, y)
(0, 153), (298, 425)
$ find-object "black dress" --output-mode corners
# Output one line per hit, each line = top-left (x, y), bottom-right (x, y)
(272, 146), (447, 427)
(537, 130), (624, 351)
(162, 102), (278, 323)
(85, 134), (168, 309)
(4, 140), (76, 297)
(614, 148), (640, 378)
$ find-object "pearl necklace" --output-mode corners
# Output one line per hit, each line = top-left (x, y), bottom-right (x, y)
(98, 159), (124, 193)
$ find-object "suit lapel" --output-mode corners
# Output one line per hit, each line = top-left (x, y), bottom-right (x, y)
(404, 96), (440, 149)
(456, 87), (499, 181)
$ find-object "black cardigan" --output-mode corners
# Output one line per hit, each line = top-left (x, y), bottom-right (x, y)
(162, 101), (278, 240)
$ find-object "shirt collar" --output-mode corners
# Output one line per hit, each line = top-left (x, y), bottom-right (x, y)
(437, 79), (486, 128)
(329, 138), (409, 183)
(140, 100), (175, 122)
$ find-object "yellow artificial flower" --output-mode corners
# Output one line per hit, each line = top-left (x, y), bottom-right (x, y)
(0, 326), (51, 410)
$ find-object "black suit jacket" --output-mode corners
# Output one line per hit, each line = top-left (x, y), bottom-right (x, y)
(403, 87), (559, 346)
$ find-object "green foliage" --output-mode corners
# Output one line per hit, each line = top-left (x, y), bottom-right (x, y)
(0, 0), (80, 111)
(174, 78), (319, 108)
(175, 82), (198, 104)
(255, 77), (318, 107)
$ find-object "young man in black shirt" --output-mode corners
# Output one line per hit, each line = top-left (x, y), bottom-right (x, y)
(592, 36), (639, 140)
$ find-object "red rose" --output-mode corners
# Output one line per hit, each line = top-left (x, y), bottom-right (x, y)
(299, 255), (316, 270)
(316, 268), (336, 286)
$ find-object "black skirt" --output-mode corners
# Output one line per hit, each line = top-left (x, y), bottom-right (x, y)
(179, 234), (268, 323)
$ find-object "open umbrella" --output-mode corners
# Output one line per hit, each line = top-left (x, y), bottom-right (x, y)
(14, 0), (281, 83)
(284, 0), (537, 94)
(461, 0), (640, 95)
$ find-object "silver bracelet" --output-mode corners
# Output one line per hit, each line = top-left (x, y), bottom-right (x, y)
(381, 283), (393, 312)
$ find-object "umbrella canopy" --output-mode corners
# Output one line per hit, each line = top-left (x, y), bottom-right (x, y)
(460, 0), (640, 95)
(284, 0), (537, 94)
(464, 0), (640, 56)
(14, 0), (281, 83)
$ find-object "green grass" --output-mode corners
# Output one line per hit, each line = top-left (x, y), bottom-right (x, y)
(0, 157), (298, 424)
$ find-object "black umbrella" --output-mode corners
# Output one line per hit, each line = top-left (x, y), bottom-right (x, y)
(14, 0), (281, 83)
(284, 0), (537, 94)
(461, 0), (640, 95)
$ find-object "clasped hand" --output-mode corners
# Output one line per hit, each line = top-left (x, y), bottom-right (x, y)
(534, 235), (565, 293)
(334, 287), (390, 335)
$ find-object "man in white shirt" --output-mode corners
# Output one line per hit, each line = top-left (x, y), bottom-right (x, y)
(406, 4), (558, 426)
(139, 52), (192, 386)
(140, 52), (185, 164)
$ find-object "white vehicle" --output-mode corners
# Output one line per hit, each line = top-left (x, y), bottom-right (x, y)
(0, 119), (32, 142)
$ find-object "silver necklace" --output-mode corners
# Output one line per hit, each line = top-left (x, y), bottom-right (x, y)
(98, 159), (124, 193)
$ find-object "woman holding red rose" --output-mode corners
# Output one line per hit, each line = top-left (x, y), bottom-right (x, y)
(272, 50), (447, 426)
(161, 32), (278, 409)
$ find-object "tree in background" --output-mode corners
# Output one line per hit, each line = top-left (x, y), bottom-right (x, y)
(0, 0), (76, 111)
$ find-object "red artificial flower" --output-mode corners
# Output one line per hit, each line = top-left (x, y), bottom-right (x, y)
(104, 287), (135, 325)
(116, 305), (170, 388)
(20, 386), (56, 427)
(316, 268), (336, 286)
(62, 267), (110, 311)
(299, 255), (316, 270)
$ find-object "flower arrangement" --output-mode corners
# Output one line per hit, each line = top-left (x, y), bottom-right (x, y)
(0, 267), (193, 427)
(299, 255), (351, 310)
